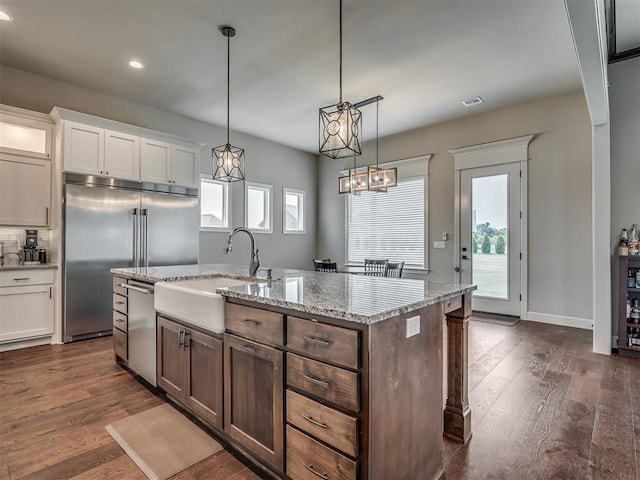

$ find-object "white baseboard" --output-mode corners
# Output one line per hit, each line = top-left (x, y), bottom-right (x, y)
(0, 336), (52, 352)
(525, 311), (593, 330)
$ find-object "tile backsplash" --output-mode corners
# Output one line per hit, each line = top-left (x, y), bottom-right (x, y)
(0, 227), (50, 253)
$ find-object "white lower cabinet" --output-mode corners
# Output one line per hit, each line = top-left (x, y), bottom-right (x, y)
(0, 270), (54, 343)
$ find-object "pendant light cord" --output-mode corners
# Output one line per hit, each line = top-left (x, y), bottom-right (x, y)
(376, 97), (379, 168)
(339, 0), (343, 104)
(226, 32), (230, 145)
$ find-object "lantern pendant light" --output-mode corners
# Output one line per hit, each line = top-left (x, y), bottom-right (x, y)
(213, 25), (245, 182)
(367, 97), (397, 192)
(319, 0), (362, 159)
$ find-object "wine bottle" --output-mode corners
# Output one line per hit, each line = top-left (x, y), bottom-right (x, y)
(629, 224), (639, 255)
(619, 228), (629, 255)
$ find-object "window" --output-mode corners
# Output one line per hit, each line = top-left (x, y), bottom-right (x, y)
(283, 187), (306, 234)
(347, 177), (425, 268)
(200, 176), (229, 230)
(245, 182), (272, 233)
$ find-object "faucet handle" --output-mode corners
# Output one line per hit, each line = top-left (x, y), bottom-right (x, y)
(255, 248), (260, 262)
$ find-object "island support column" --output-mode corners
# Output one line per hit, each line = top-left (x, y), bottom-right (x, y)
(444, 292), (472, 443)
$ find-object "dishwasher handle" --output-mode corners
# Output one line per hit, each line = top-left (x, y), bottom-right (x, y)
(120, 283), (154, 295)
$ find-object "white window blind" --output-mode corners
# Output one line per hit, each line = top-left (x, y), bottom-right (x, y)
(347, 177), (425, 268)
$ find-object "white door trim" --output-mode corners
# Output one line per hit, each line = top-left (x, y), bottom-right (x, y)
(451, 135), (534, 319)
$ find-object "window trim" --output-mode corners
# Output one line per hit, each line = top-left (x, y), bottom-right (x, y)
(199, 174), (230, 232)
(282, 187), (306, 235)
(344, 155), (431, 274)
(245, 181), (273, 234)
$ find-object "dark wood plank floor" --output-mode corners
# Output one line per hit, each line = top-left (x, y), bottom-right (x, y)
(1, 320), (638, 480)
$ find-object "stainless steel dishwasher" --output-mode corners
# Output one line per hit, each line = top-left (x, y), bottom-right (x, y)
(121, 280), (156, 386)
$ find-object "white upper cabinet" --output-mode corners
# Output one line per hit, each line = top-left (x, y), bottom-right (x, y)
(53, 108), (200, 187)
(140, 138), (172, 184)
(0, 105), (52, 227)
(0, 156), (51, 226)
(171, 145), (199, 188)
(141, 140), (199, 188)
(63, 122), (104, 175)
(0, 107), (53, 160)
(104, 130), (140, 180)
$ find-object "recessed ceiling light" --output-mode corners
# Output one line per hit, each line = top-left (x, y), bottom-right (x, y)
(0, 10), (13, 21)
(128, 60), (145, 69)
(462, 97), (484, 107)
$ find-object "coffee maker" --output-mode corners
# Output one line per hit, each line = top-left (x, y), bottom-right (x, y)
(23, 229), (40, 264)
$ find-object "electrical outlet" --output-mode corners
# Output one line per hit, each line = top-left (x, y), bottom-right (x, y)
(442, 232), (448, 241)
(406, 316), (420, 338)
(434, 241), (446, 249)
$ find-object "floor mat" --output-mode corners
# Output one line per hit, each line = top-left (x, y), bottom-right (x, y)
(105, 403), (223, 480)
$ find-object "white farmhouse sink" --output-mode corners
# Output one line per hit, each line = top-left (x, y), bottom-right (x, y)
(154, 277), (254, 334)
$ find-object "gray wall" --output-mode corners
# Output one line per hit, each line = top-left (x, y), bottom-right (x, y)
(318, 91), (594, 321)
(609, 56), (640, 335)
(0, 65), (317, 270)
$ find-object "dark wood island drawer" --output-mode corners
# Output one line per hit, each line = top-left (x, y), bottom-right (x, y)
(287, 425), (357, 480)
(287, 316), (359, 369)
(225, 303), (284, 346)
(287, 353), (359, 413)
(287, 390), (358, 457)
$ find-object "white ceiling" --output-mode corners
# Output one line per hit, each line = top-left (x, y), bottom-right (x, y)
(0, 0), (582, 153)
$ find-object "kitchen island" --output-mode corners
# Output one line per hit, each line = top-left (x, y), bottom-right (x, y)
(111, 264), (476, 480)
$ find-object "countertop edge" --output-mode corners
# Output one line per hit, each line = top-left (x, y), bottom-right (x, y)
(1, 264), (59, 271)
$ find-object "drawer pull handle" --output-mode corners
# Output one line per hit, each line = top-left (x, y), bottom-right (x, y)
(303, 336), (330, 347)
(115, 318), (124, 323)
(238, 345), (257, 354)
(115, 301), (125, 305)
(303, 374), (329, 388)
(302, 415), (328, 429)
(115, 340), (123, 346)
(13, 277), (30, 281)
(243, 319), (261, 326)
(303, 463), (328, 480)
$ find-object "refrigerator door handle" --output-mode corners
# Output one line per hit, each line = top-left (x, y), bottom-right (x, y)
(132, 208), (139, 268)
(141, 208), (148, 268)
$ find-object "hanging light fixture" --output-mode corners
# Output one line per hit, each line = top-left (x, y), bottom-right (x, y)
(367, 97), (397, 192)
(338, 155), (368, 195)
(319, 0), (362, 159)
(338, 96), (396, 195)
(213, 25), (245, 182)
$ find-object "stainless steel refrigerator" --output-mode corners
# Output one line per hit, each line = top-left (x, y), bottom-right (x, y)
(62, 173), (198, 342)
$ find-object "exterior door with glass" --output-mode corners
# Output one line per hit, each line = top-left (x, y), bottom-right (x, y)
(460, 163), (521, 316)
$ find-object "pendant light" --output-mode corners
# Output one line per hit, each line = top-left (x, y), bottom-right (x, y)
(213, 25), (245, 182)
(338, 155), (368, 195)
(367, 97), (397, 192)
(319, 0), (362, 159)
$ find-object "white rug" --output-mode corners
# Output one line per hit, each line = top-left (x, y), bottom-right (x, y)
(105, 403), (223, 480)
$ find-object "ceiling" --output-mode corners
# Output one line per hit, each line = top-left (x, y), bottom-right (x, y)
(0, 0), (582, 153)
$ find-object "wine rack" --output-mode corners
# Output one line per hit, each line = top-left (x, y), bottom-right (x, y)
(618, 255), (640, 358)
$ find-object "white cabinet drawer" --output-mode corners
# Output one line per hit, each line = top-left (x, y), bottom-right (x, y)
(0, 269), (54, 287)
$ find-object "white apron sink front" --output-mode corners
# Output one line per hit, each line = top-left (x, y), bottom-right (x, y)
(154, 277), (254, 334)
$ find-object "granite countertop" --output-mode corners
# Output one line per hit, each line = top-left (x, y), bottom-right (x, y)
(111, 264), (476, 325)
(0, 263), (58, 271)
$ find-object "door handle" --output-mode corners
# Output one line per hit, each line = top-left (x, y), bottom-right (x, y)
(132, 208), (139, 268)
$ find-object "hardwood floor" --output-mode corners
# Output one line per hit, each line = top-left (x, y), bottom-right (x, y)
(1, 321), (638, 479)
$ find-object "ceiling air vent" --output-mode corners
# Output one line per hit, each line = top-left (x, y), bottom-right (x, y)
(461, 97), (484, 107)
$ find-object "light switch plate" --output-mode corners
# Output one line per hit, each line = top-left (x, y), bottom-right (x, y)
(406, 316), (420, 338)
(434, 241), (446, 249)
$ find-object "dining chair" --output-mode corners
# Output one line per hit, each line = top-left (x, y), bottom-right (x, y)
(314, 260), (337, 273)
(364, 258), (388, 276)
(313, 259), (332, 271)
(384, 261), (404, 278)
